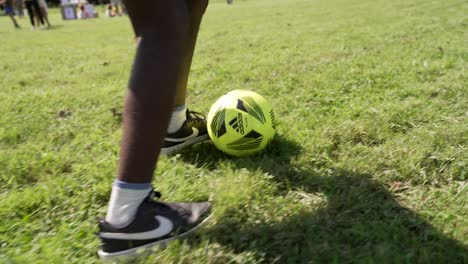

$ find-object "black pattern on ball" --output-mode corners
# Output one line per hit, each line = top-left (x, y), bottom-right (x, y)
(211, 106), (227, 138)
(227, 130), (263, 150)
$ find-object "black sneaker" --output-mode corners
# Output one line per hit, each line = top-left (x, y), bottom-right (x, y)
(160, 110), (210, 156)
(98, 190), (212, 261)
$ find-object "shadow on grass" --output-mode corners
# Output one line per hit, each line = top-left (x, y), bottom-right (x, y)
(180, 136), (467, 263)
(46, 24), (65, 30)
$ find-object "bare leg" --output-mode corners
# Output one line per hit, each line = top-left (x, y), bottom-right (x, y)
(40, 7), (51, 27)
(174, 0), (209, 107)
(99, 1), (211, 257)
(8, 13), (20, 28)
(34, 10), (40, 26)
(117, 0), (190, 183)
(31, 0), (44, 26)
(24, 1), (36, 27)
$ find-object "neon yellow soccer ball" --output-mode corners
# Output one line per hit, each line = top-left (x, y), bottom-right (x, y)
(207, 90), (276, 156)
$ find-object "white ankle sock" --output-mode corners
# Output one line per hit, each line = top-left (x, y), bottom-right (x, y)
(105, 182), (152, 228)
(167, 105), (187, 134)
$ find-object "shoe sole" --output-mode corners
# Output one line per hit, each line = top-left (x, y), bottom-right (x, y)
(97, 213), (212, 262)
(160, 134), (210, 156)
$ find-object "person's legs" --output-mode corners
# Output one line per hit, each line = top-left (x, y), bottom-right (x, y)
(31, 0), (44, 26)
(116, 0), (189, 183)
(5, 7), (20, 28)
(98, 0), (211, 260)
(39, 7), (51, 27)
(111, 0), (121, 16)
(8, 13), (20, 28)
(33, 9), (40, 26)
(158, 0), (211, 155)
(174, 0), (209, 107)
(24, 1), (36, 27)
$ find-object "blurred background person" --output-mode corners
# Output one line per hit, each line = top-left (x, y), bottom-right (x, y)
(110, 0), (124, 16)
(24, 0), (45, 30)
(105, 3), (115, 17)
(37, 0), (51, 27)
(0, 0), (21, 29)
(77, 3), (89, 19)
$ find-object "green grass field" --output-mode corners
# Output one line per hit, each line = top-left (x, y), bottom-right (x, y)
(1, 0), (467, 263)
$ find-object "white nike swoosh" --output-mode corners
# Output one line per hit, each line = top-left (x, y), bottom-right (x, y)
(100, 216), (174, 240)
(165, 127), (199, 143)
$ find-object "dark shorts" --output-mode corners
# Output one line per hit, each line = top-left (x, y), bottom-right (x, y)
(5, 6), (14, 14)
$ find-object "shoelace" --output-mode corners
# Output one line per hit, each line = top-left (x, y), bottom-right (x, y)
(145, 190), (188, 216)
(146, 189), (162, 201)
(186, 110), (206, 121)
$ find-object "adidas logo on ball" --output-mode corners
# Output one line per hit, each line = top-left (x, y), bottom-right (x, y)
(229, 113), (245, 135)
(207, 90), (276, 157)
